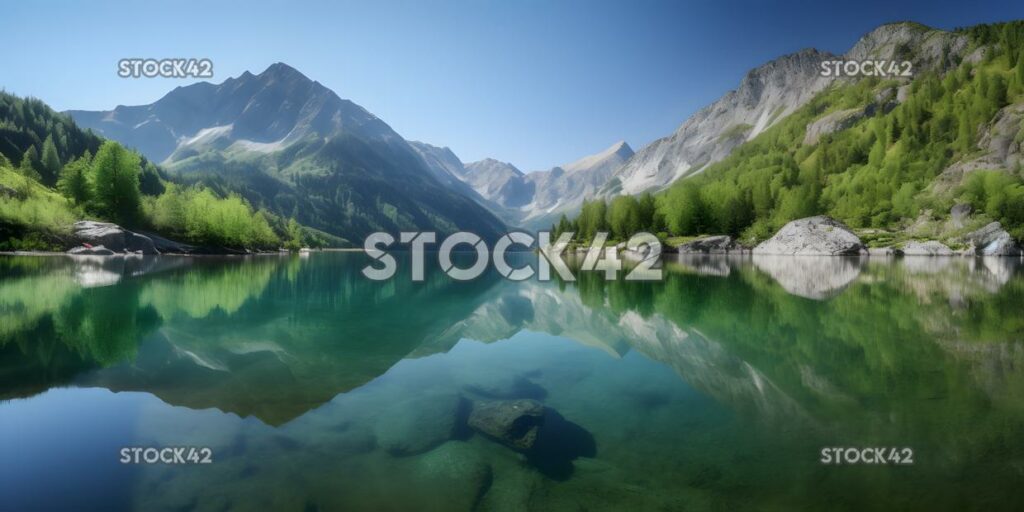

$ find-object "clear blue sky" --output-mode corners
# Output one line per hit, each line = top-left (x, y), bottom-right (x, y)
(2, 0), (1022, 170)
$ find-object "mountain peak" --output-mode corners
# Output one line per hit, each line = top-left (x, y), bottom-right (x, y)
(254, 62), (314, 85)
(563, 140), (634, 173)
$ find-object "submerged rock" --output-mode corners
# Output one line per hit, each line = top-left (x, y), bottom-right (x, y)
(676, 235), (745, 254)
(413, 442), (492, 511)
(374, 394), (463, 456)
(753, 216), (866, 256)
(961, 222), (1022, 256)
(902, 240), (954, 256)
(468, 399), (544, 451)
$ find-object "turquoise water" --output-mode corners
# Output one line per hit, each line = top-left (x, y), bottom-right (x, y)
(1, 252), (1023, 511)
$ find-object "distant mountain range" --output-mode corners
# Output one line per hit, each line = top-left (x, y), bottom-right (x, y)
(67, 21), (1003, 237)
(68, 63), (507, 242)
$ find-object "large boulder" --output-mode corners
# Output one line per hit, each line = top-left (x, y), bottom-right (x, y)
(72, 220), (159, 254)
(468, 399), (544, 451)
(753, 216), (866, 256)
(676, 235), (745, 254)
(902, 240), (954, 256)
(73, 221), (127, 252)
(961, 222), (1022, 256)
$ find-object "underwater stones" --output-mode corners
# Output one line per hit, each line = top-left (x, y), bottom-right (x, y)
(468, 399), (544, 451)
(753, 216), (866, 256)
(374, 394), (463, 456)
(414, 441), (493, 512)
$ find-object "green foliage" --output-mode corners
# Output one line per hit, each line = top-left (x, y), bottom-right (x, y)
(91, 141), (142, 225)
(0, 91), (103, 187)
(284, 218), (303, 251)
(565, 24), (1024, 242)
(40, 135), (61, 183)
(18, 145), (41, 181)
(144, 184), (280, 249)
(959, 170), (1024, 239)
(57, 151), (92, 206)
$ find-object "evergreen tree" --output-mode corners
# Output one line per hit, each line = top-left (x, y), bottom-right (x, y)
(57, 152), (93, 206)
(40, 135), (62, 185)
(18, 146), (42, 181)
(91, 141), (142, 224)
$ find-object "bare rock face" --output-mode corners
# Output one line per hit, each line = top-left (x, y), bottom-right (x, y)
(467, 399), (544, 451)
(902, 241), (954, 256)
(950, 203), (973, 228)
(803, 107), (869, 146)
(71, 221), (159, 255)
(676, 235), (745, 254)
(961, 222), (1022, 256)
(868, 246), (902, 257)
(753, 216), (866, 256)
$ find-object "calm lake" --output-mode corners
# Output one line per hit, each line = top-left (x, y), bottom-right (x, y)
(1, 252), (1023, 511)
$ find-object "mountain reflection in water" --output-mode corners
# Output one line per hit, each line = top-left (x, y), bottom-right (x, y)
(1, 252), (1023, 511)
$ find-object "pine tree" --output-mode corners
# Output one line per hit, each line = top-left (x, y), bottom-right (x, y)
(92, 141), (142, 224)
(18, 146), (42, 181)
(40, 135), (61, 184)
(57, 153), (92, 206)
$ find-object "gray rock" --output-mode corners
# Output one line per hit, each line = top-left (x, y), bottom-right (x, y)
(803, 107), (869, 146)
(67, 245), (116, 256)
(72, 221), (161, 255)
(73, 221), (126, 252)
(413, 442), (492, 512)
(125, 232), (159, 255)
(961, 222), (1022, 256)
(141, 231), (195, 254)
(374, 394), (462, 456)
(950, 203), (973, 228)
(677, 235), (744, 254)
(753, 216), (866, 256)
(902, 241), (954, 256)
(468, 399), (544, 451)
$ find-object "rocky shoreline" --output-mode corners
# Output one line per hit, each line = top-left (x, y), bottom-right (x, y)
(57, 220), (282, 256)
(673, 215), (1023, 258)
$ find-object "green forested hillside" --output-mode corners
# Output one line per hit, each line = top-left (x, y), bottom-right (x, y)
(562, 21), (1024, 245)
(0, 92), (323, 251)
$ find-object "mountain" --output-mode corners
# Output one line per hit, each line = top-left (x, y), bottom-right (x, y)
(411, 140), (634, 230)
(604, 22), (970, 197)
(523, 140), (634, 228)
(68, 63), (507, 242)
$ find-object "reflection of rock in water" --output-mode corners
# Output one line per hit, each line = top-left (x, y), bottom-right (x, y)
(70, 255), (193, 288)
(895, 257), (1020, 305)
(671, 254), (738, 277)
(752, 255), (865, 300)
